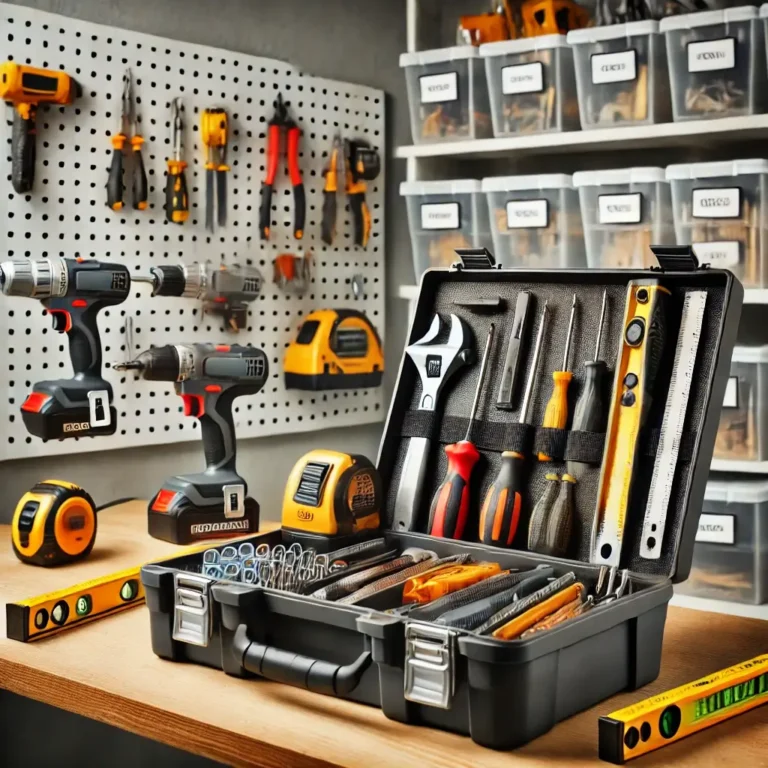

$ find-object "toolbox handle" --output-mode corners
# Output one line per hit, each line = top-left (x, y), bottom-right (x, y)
(232, 624), (371, 697)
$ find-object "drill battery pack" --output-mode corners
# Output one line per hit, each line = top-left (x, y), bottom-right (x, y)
(21, 389), (116, 441)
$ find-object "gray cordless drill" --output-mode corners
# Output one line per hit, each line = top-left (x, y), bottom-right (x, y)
(116, 342), (269, 543)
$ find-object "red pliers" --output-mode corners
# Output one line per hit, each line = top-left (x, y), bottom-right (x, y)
(259, 93), (305, 240)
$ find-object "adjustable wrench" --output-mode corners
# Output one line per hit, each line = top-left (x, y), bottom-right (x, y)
(392, 314), (473, 532)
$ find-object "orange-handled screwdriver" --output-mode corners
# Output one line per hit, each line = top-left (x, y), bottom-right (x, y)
(538, 293), (576, 461)
(479, 301), (548, 546)
(429, 323), (495, 540)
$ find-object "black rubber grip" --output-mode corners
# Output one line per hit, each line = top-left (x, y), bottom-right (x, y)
(132, 149), (148, 210)
(233, 625), (371, 697)
(349, 191), (365, 246)
(293, 183), (306, 239)
(69, 304), (103, 378)
(165, 165), (189, 224)
(258, 182), (273, 239)
(106, 149), (124, 211)
(320, 191), (336, 245)
(11, 108), (36, 194)
(198, 387), (237, 473)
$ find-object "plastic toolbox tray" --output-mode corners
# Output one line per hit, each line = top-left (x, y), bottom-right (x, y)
(142, 255), (742, 750)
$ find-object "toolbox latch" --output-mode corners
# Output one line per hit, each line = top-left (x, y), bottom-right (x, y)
(452, 247), (497, 271)
(172, 573), (212, 647)
(403, 623), (457, 710)
(651, 244), (705, 272)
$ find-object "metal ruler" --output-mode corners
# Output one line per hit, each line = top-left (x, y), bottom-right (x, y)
(640, 290), (707, 560)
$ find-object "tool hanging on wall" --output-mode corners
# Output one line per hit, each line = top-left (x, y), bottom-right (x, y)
(115, 343), (269, 544)
(282, 450), (382, 549)
(200, 107), (229, 231)
(481, 301), (547, 547)
(599, 654), (768, 764)
(259, 93), (305, 241)
(640, 290), (707, 560)
(591, 280), (670, 568)
(106, 69), (148, 212)
(165, 97), (189, 224)
(392, 314), (474, 533)
(0, 257), (130, 440)
(273, 252), (312, 294)
(321, 133), (342, 245)
(345, 139), (381, 249)
(134, 261), (262, 332)
(0, 61), (81, 194)
(497, 290), (532, 411)
(429, 324), (495, 540)
(283, 309), (384, 391)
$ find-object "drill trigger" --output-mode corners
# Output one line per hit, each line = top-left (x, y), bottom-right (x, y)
(181, 394), (205, 418)
(48, 309), (72, 333)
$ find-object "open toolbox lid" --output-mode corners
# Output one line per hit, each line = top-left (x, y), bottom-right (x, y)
(376, 253), (742, 583)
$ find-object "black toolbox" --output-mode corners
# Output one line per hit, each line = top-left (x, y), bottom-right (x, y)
(142, 250), (742, 750)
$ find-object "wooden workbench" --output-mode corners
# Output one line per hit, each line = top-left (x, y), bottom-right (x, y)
(0, 501), (765, 767)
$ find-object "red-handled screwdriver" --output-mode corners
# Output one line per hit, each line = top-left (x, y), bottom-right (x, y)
(428, 323), (495, 540)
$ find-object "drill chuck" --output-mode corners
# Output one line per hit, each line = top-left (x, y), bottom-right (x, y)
(138, 263), (207, 298)
(0, 257), (68, 298)
(118, 345), (182, 381)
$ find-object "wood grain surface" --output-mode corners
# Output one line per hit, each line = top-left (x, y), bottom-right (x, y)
(0, 501), (765, 767)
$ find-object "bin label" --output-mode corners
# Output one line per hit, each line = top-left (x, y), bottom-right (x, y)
(722, 376), (739, 409)
(692, 240), (740, 268)
(693, 187), (741, 218)
(696, 514), (735, 545)
(419, 72), (458, 104)
(688, 37), (735, 72)
(506, 198), (548, 229)
(421, 202), (461, 230)
(502, 62), (544, 95)
(591, 49), (636, 84)
(598, 192), (642, 224)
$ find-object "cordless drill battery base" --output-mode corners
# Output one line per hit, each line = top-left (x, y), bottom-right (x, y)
(117, 343), (269, 545)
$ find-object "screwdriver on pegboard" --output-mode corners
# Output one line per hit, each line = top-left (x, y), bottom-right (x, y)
(428, 323), (495, 540)
(165, 97), (189, 224)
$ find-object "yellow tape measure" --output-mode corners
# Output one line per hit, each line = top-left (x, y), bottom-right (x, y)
(599, 654), (768, 763)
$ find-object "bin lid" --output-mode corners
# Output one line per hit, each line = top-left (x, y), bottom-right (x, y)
(666, 159), (768, 180)
(482, 174), (573, 192)
(660, 6), (758, 32)
(573, 167), (666, 187)
(705, 478), (768, 504)
(400, 179), (482, 196)
(479, 34), (567, 56)
(567, 19), (659, 44)
(731, 345), (768, 364)
(400, 46), (478, 68)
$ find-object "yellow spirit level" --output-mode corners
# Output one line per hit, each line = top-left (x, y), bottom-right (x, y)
(599, 654), (768, 764)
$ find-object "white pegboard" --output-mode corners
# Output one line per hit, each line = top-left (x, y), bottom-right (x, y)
(0, 4), (386, 462)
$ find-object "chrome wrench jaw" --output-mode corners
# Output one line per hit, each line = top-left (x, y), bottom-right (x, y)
(392, 313), (473, 532)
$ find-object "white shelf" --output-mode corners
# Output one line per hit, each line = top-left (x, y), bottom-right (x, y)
(396, 114), (768, 160)
(710, 459), (768, 473)
(671, 592), (768, 620)
(744, 289), (768, 304)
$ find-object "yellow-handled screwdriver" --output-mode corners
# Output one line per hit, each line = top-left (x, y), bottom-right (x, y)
(538, 293), (577, 461)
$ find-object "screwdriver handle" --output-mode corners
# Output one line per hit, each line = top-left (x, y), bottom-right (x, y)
(542, 474), (576, 558)
(165, 159), (189, 224)
(527, 473), (560, 552)
(479, 450), (524, 546)
(107, 133), (126, 211)
(428, 440), (480, 540)
(131, 135), (148, 211)
(538, 370), (573, 461)
(572, 361), (608, 433)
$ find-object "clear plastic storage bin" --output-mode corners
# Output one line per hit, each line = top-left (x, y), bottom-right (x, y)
(714, 345), (768, 463)
(676, 479), (768, 605)
(482, 174), (585, 268)
(400, 47), (492, 143)
(661, 7), (767, 121)
(480, 35), (579, 136)
(400, 179), (492, 278)
(567, 21), (670, 129)
(667, 159), (768, 288)
(573, 167), (674, 269)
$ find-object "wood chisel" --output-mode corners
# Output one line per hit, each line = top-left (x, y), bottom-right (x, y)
(640, 290), (707, 560)
(591, 281), (670, 568)
(496, 290), (532, 410)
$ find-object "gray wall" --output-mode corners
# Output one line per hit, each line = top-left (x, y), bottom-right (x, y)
(0, 0), (412, 522)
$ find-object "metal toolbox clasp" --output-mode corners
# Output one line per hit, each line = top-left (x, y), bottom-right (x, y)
(403, 623), (457, 709)
(172, 573), (213, 647)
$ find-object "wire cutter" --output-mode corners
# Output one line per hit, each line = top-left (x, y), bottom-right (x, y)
(165, 97), (189, 224)
(259, 93), (305, 241)
(107, 69), (148, 211)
